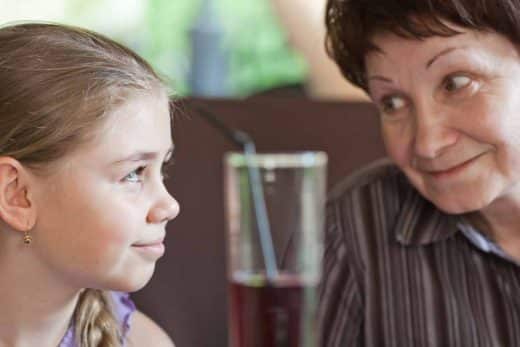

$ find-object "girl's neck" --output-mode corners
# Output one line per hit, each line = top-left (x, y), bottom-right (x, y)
(0, 242), (80, 347)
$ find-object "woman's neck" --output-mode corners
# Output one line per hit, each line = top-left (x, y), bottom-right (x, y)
(468, 197), (520, 261)
(0, 242), (80, 347)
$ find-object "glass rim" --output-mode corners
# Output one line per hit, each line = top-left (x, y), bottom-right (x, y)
(225, 151), (328, 168)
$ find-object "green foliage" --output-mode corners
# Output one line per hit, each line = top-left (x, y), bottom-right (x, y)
(144, 0), (307, 96)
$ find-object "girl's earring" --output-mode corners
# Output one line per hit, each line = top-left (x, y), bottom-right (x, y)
(23, 222), (32, 245)
(23, 231), (32, 245)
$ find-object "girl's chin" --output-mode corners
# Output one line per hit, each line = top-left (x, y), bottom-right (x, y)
(102, 268), (156, 293)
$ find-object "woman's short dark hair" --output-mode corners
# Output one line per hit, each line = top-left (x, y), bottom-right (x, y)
(325, 0), (520, 91)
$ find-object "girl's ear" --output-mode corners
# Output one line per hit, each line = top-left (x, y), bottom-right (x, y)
(0, 157), (36, 232)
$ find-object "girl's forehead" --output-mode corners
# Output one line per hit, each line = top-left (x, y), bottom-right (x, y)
(99, 92), (169, 134)
(67, 92), (172, 165)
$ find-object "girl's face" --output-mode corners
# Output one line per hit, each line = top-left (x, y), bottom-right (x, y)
(366, 27), (520, 214)
(30, 91), (179, 292)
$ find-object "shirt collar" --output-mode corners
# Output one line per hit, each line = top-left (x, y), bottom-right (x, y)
(393, 185), (460, 246)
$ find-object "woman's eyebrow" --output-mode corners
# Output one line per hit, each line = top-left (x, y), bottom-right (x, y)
(368, 46), (470, 83)
(426, 46), (467, 69)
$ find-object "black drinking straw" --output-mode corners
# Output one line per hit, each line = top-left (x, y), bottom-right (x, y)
(191, 103), (279, 281)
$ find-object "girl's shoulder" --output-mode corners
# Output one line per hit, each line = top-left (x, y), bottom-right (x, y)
(110, 292), (174, 346)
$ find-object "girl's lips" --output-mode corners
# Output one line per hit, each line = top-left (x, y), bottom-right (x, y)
(132, 242), (165, 258)
(132, 235), (165, 247)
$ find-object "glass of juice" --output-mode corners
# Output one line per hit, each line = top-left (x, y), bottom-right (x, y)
(225, 152), (327, 347)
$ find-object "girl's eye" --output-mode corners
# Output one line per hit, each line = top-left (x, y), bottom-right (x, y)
(161, 159), (175, 180)
(380, 95), (407, 114)
(123, 166), (146, 183)
(161, 166), (169, 180)
(443, 74), (472, 92)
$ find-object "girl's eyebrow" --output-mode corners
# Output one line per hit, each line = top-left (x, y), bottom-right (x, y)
(113, 145), (175, 164)
(164, 147), (174, 162)
(368, 75), (393, 84)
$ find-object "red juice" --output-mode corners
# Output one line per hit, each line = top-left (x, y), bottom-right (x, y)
(229, 273), (318, 347)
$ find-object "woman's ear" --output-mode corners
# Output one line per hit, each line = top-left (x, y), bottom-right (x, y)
(0, 157), (36, 232)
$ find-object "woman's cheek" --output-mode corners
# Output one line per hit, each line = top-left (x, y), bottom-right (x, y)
(381, 124), (412, 167)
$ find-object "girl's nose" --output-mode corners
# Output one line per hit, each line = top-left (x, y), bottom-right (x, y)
(147, 194), (180, 224)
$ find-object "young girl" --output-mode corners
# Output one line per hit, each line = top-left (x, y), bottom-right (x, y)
(0, 23), (179, 346)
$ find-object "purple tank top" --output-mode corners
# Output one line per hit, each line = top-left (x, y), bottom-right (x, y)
(58, 291), (136, 347)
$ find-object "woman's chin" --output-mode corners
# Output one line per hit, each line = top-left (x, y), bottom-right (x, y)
(427, 191), (493, 215)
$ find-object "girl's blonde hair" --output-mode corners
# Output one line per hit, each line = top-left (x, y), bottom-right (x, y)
(0, 22), (168, 346)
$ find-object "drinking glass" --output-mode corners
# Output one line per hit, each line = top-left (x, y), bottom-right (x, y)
(225, 151), (327, 347)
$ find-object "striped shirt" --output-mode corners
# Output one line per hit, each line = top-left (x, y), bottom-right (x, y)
(318, 159), (520, 347)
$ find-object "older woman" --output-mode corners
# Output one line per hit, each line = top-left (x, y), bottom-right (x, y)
(319, 1), (520, 346)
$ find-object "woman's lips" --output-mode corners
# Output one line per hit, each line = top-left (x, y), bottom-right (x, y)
(424, 153), (485, 179)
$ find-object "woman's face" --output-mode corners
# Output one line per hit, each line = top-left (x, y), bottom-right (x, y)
(366, 26), (520, 214)
(30, 91), (179, 292)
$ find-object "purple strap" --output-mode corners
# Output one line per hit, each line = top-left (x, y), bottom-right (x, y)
(59, 291), (137, 347)
(110, 291), (137, 340)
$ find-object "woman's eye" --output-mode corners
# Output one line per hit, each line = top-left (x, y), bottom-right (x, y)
(380, 95), (407, 114)
(444, 74), (472, 92)
(123, 166), (146, 183)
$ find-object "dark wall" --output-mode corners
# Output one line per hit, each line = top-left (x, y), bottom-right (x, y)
(132, 97), (385, 347)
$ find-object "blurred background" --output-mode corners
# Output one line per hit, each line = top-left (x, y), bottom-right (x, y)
(0, 0), (367, 100)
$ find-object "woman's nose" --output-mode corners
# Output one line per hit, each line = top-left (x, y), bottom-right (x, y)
(412, 102), (458, 159)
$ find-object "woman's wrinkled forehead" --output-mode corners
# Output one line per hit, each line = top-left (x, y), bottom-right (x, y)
(367, 18), (470, 55)
(365, 26), (490, 75)
(361, 17), (480, 76)
(365, 29), (520, 99)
